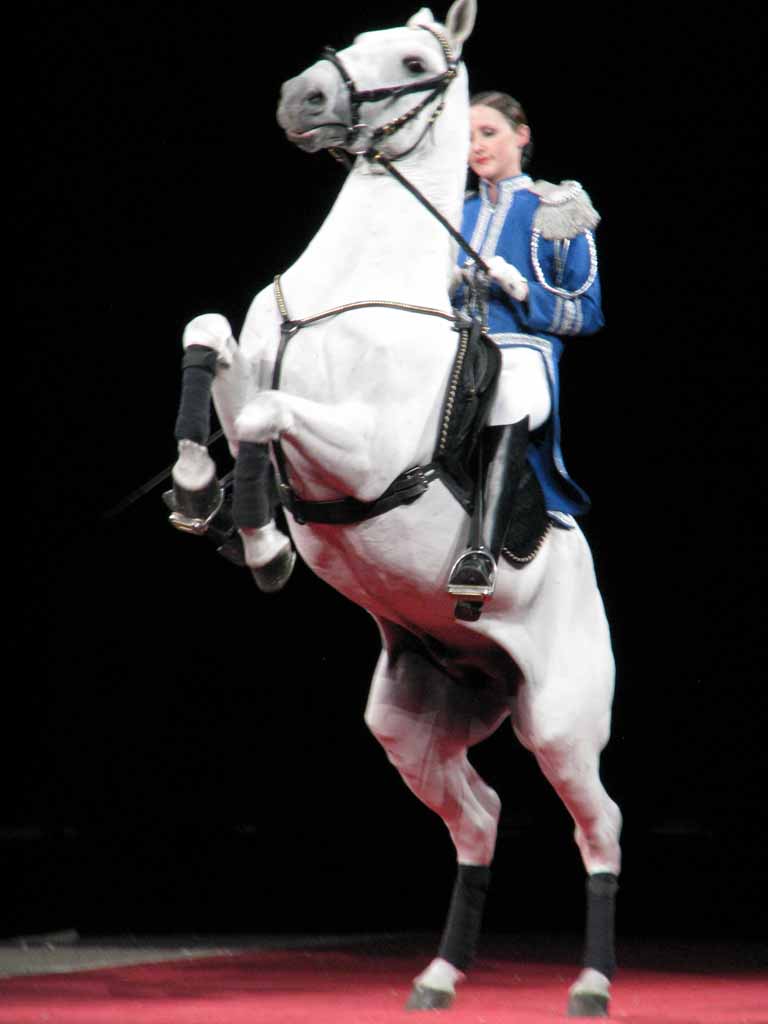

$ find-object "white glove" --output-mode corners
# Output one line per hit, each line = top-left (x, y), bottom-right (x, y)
(486, 255), (529, 302)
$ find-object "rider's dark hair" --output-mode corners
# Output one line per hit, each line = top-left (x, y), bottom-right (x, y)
(470, 91), (533, 170)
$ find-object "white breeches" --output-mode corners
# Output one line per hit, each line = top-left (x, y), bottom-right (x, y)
(487, 346), (551, 430)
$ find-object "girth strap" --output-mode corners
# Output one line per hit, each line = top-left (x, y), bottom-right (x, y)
(278, 463), (440, 526)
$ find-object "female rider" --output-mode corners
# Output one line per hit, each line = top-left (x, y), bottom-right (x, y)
(446, 91), (604, 608)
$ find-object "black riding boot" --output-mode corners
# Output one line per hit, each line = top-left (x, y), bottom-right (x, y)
(447, 418), (529, 618)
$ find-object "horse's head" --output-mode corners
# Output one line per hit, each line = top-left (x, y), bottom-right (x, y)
(276, 0), (476, 158)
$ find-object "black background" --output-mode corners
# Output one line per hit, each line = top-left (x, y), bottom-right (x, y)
(8, 2), (764, 948)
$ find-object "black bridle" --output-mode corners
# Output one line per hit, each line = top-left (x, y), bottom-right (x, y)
(320, 25), (489, 275)
(320, 24), (458, 157)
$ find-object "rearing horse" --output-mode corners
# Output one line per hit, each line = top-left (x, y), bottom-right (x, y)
(167, 1), (621, 1015)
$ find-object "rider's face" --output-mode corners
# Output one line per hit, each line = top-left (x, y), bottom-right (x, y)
(469, 105), (530, 184)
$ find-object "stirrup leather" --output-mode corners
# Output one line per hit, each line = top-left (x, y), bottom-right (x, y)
(446, 547), (497, 597)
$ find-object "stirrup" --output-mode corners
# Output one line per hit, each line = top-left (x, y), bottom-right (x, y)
(446, 548), (497, 597)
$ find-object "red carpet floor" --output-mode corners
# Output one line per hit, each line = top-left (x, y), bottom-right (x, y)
(0, 941), (765, 1024)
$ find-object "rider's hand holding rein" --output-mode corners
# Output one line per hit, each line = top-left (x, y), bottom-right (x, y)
(485, 255), (529, 302)
(450, 259), (529, 303)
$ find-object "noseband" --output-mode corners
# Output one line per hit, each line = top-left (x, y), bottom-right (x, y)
(320, 24), (457, 159)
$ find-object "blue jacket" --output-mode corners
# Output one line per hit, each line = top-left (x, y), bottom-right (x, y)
(455, 174), (604, 519)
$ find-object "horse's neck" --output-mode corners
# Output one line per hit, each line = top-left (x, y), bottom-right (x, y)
(286, 140), (467, 311)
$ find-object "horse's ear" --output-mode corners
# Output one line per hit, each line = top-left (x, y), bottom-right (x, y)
(444, 0), (476, 54)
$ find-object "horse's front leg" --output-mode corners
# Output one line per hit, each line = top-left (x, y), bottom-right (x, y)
(235, 392), (382, 501)
(169, 314), (294, 589)
(231, 391), (378, 589)
(169, 314), (239, 534)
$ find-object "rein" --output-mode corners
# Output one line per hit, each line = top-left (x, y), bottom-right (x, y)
(367, 151), (489, 274)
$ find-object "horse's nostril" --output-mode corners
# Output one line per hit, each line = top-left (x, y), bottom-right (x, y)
(306, 89), (326, 107)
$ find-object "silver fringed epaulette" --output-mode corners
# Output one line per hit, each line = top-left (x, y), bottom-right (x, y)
(529, 179), (600, 240)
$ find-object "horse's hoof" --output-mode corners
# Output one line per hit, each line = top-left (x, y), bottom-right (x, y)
(567, 991), (609, 1017)
(405, 984), (455, 1011)
(166, 478), (223, 536)
(454, 599), (483, 621)
(250, 545), (296, 593)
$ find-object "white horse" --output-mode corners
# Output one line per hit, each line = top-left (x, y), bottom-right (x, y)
(168, 1), (621, 1015)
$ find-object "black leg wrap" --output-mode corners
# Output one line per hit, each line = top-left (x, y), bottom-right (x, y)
(233, 442), (274, 530)
(437, 864), (491, 972)
(582, 872), (618, 980)
(174, 346), (219, 445)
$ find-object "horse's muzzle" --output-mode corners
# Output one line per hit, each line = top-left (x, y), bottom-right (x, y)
(283, 123), (349, 152)
(277, 63), (351, 152)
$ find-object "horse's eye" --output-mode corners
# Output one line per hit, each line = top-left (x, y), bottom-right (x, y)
(403, 57), (425, 73)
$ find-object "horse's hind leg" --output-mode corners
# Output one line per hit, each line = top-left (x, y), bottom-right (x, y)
(364, 622), (509, 1010)
(534, 739), (620, 1017)
(514, 665), (622, 1017)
